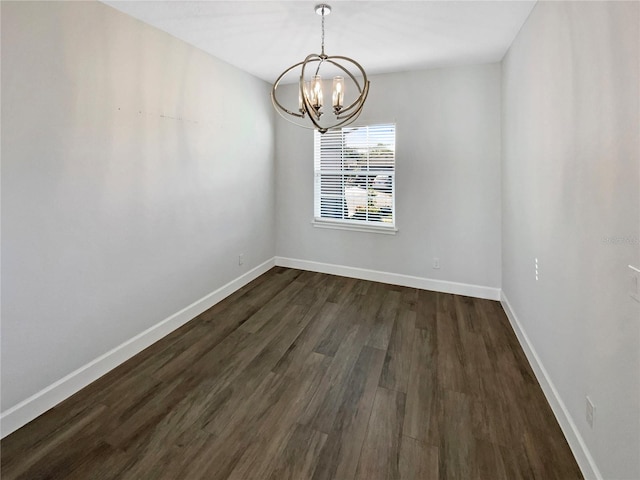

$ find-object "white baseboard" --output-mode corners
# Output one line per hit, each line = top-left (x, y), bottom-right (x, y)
(274, 256), (501, 301)
(0, 258), (275, 438)
(500, 292), (602, 480)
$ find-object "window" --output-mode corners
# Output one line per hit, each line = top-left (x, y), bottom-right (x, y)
(314, 123), (396, 233)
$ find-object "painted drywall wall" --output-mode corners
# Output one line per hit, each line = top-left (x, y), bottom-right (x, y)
(502, 2), (640, 478)
(1, 1), (275, 411)
(275, 65), (501, 291)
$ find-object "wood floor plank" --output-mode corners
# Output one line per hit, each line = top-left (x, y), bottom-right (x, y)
(415, 288), (437, 330)
(437, 292), (457, 318)
(313, 290), (361, 357)
(0, 391), (101, 469)
(436, 305), (468, 393)
(200, 305), (319, 437)
(197, 267), (302, 331)
(325, 275), (358, 304)
(104, 374), (193, 450)
(439, 389), (474, 480)
(239, 278), (308, 333)
(226, 355), (329, 480)
(302, 322), (371, 432)
(129, 430), (214, 480)
(185, 302), (307, 398)
(366, 289), (401, 350)
(498, 443), (536, 480)
(94, 320), (206, 387)
(398, 435), (439, 480)
(267, 423), (328, 480)
(0, 268), (583, 480)
(461, 331), (494, 397)
(115, 391), (220, 477)
(311, 346), (386, 480)
(472, 438), (509, 480)
(185, 354), (329, 480)
(354, 387), (406, 480)
(379, 308), (416, 393)
(289, 271), (333, 306)
(403, 327), (438, 444)
(356, 282), (388, 326)
(148, 325), (236, 382)
(106, 327), (255, 460)
(161, 327), (250, 398)
(1, 404), (108, 480)
(76, 367), (162, 414)
(522, 427), (584, 480)
(65, 442), (133, 480)
(454, 294), (478, 335)
(272, 301), (340, 377)
(399, 287), (418, 312)
(176, 372), (291, 479)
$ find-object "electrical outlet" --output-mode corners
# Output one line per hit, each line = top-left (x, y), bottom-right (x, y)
(238, 254), (244, 266)
(535, 257), (539, 281)
(433, 257), (440, 269)
(586, 396), (595, 428)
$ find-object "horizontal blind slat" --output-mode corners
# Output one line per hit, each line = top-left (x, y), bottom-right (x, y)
(315, 123), (395, 227)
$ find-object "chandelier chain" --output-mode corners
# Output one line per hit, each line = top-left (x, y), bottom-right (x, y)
(321, 6), (325, 56)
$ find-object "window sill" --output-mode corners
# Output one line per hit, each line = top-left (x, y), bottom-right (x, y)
(312, 219), (398, 235)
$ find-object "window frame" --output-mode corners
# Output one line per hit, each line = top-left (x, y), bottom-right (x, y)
(313, 123), (397, 234)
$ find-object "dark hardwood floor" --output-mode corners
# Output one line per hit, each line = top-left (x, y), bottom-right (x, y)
(1, 267), (583, 479)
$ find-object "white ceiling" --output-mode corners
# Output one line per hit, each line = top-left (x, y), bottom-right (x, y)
(102, 0), (536, 82)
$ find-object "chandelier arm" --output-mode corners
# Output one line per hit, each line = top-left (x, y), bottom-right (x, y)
(336, 83), (369, 121)
(336, 83), (369, 120)
(272, 103), (318, 130)
(336, 80), (369, 117)
(314, 59), (324, 77)
(329, 55), (368, 82)
(328, 101), (366, 130)
(272, 103), (306, 125)
(272, 60), (307, 118)
(271, 62), (304, 117)
(331, 113), (362, 130)
(271, 95), (305, 119)
(271, 60), (318, 129)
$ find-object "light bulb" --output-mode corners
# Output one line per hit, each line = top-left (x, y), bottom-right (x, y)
(332, 76), (344, 111)
(311, 75), (323, 108)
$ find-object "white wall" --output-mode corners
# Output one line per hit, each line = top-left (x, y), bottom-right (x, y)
(501, 2), (640, 479)
(275, 65), (502, 294)
(1, 1), (275, 414)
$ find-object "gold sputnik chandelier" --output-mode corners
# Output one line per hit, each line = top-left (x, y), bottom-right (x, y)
(271, 4), (370, 134)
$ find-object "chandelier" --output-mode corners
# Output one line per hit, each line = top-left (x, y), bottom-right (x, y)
(271, 4), (370, 134)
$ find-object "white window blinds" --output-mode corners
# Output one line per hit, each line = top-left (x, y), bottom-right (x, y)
(314, 123), (396, 229)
